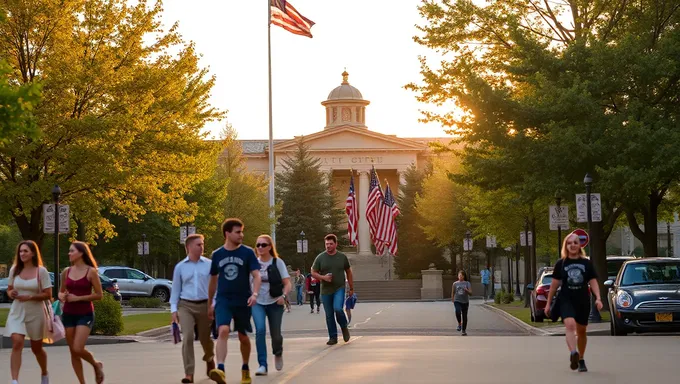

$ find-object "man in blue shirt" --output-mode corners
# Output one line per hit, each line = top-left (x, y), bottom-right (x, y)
(480, 264), (491, 302)
(208, 218), (261, 384)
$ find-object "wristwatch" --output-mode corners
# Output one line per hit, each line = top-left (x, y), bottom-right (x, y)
(282, 294), (287, 299)
(252, 293), (259, 297)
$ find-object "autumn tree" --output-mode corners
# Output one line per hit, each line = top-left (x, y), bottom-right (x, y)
(0, 0), (222, 244)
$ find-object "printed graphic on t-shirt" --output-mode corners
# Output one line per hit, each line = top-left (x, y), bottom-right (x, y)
(456, 285), (466, 295)
(565, 264), (586, 288)
(219, 256), (244, 281)
(260, 264), (270, 282)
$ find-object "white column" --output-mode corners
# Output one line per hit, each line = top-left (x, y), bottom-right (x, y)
(358, 170), (372, 255)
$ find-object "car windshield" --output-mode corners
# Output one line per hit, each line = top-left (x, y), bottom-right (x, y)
(540, 274), (553, 285)
(99, 274), (112, 282)
(607, 260), (627, 277)
(621, 262), (680, 286)
(0, 278), (7, 286)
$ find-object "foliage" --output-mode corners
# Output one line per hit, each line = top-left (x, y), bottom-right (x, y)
(0, 61), (41, 143)
(92, 293), (123, 336)
(395, 163), (447, 277)
(128, 297), (164, 308)
(0, 0), (223, 244)
(0, 223), (22, 266)
(275, 139), (344, 270)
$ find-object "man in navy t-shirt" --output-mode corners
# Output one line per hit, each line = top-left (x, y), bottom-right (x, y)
(208, 218), (261, 384)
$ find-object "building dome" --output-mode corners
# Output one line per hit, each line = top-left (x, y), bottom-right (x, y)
(327, 71), (363, 100)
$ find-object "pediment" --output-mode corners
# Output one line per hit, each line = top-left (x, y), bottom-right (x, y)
(273, 127), (427, 152)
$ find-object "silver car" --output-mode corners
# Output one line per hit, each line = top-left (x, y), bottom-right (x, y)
(98, 266), (172, 302)
(0, 278), (9, 303)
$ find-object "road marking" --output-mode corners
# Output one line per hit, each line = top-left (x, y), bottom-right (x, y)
(352, 317), (371, 328)
(274, 336), (363, 384)
(374, 303), (394, 315)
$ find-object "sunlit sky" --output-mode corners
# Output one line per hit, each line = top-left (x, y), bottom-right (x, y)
(160, 0), (451, 140)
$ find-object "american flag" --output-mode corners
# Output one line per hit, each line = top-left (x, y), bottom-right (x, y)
(366, 167), (383, 245)
(345, 173), (359, 246)
(270, 0), (315, 38)
(375, 183), (400, 255)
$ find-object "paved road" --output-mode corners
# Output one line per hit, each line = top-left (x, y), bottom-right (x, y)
(3, 335), (679, 383)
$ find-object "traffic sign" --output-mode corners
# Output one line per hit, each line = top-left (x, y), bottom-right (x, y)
(463, 237), (473, 251)
(549, 205), (570, 230)
(43, 204), (70, 234)
(180, 225), (196, 244)
(137, 241), (149, 256)
(486, 235), (497, 248)
(572, 228), (589, 248)
(296, 239), (308, 253)
(576, 194), (602, 223)
(520, 231), (533, 247)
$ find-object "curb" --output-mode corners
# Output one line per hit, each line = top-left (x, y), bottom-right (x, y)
(481, 303), (551, 336)
(137, 325), (171, 338)
(1, 335), (139, 349)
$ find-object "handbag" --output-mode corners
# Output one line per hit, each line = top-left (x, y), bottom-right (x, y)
(37, 267), (65, 344)
(267, 259), (284, 298)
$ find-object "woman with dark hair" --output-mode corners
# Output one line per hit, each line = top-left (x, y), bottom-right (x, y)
(58, 241), (105, 384)
(6, 240), (53, 384)
(251, 234), (292, 376)
(545, 232), (602, 372)
(452, 270), (472, 336)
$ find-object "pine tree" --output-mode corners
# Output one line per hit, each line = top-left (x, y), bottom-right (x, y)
(395, 164), (446, 277)
(275, 139), (344, 271)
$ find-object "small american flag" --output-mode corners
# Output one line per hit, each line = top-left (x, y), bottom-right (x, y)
(270, 0), (315, 38)
(375, 183), (400, 255)
(366, 166), (383, 246)
(345, 172), (359, 246)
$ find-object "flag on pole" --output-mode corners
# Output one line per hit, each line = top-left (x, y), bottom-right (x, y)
(270, 0), (315, 38)
(345, 172), (359, 246)
(375, 183), (400, 255)
(366, 166), (383, 245)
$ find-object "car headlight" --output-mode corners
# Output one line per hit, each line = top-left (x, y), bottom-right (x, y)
(616, 291), (633, 308)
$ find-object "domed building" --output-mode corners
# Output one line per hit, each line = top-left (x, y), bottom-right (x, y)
(239, 71), (448, 280)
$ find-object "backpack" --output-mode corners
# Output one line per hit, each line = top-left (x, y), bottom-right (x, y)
(267, 259), (284, 297)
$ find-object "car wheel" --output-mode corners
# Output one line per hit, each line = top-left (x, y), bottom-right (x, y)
(152, 287), (169, 302)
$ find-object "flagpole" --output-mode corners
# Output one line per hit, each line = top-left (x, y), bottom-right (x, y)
(267, 0), (276, 241)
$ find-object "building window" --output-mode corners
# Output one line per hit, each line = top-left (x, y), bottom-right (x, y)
(342, 107), (351, 122)
(333, 107), (337, 122)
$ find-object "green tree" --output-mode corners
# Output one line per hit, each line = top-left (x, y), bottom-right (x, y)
(275, 139), (344, 271)
(0, 0), (222, 244)
(395, 163), (446, 277)
(0, 62), (41, 143)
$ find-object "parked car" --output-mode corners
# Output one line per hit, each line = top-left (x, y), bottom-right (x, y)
(0, 278), (9, 303)
(99, 266), (172, 302)
(528, 268), (554, 322)
(606, 256), (637, 281)
(605, 258), (680, 336)
(48, 272), (122, 301)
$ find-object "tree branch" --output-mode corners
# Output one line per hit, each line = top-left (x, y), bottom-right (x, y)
(625, 208), (646, 242)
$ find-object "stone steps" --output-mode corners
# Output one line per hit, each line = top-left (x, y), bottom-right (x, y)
(354, 280), (421, 301)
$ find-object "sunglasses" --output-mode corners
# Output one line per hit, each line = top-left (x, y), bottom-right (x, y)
(256, 243), (271, 248)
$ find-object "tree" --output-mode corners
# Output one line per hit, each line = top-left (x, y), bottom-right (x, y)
(0, 62), (41, 143)
(395, 163), (446, 278)
(275, 139), (344, 270)
(0, 0), (222, 244)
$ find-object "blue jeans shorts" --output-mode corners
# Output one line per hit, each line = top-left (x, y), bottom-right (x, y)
(62, 313), (95, 329)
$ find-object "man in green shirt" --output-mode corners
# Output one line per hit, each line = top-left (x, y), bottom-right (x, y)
(311, 234), (354, 345)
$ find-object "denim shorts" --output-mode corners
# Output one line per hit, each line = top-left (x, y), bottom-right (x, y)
(62, 313), (95, 329)
(215, 302), (252, 335)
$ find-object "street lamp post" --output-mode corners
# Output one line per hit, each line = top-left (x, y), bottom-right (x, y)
(465, 230), (472, 277)
(667, 222), (672, 257)
(584, 173), (601, 323)
(555, 193), (563, 257)
(51, 185), (61, 299)
(298, 231), (308, 272)
(523, 218), (530, 307)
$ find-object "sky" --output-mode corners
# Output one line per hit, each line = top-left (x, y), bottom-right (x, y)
(160, 0), (451, 140)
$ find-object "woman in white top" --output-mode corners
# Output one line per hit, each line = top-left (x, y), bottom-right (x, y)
(5, 240), (53, 384)
(251, 234), (292, 376)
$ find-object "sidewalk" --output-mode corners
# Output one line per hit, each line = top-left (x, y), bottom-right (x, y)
(482, 303), (611, 336)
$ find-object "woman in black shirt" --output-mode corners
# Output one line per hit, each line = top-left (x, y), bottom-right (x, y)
(545, 232), (603, 373)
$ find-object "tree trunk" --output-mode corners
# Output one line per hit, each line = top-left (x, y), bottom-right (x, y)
(76, 218), (86, 241)
(642, 195), (660, 257)
(13, 206), (45, 245)
(590, 220), (609, 311)
(530, 218), (537, 282)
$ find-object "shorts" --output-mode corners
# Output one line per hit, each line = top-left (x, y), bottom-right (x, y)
(560, 300), (591, 326)
(215, 302), (252, 335)
(62, 313), (95, 329)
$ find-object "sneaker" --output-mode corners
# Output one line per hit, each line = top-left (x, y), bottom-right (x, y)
(311, 309), (314, 313)
(570, 351), (580, 371)
(326, 338), (338, 345)
(578, 359), (588, 372)
(209, 369), (226, 384)
(461, 331), (467, 336)
(341, 327), (350, 342)
(316, 308), (320, 313)
(275, 355), (283, 371)
(456, 325), (462, 332)
(255, 366), (268, 376)
(41, 375), (49, 384)
(241, 368), (252, 384)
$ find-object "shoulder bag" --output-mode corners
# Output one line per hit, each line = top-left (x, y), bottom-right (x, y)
(37, 267), (65, 344)
(267, 259), (284, 298)
(548, 262), (565, 322)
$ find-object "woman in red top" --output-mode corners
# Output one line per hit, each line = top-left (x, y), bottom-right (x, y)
(58, 241), (105, 384)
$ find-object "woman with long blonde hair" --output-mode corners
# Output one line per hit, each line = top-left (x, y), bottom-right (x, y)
(545, 232), (602, 373)
(251, 234), (292, 376)
(5, 240), (53, 384)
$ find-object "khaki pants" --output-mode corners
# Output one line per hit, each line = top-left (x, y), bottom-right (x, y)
(178, 299), (215, 375)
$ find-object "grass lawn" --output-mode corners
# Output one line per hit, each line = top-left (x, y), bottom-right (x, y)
(0, 308), (8, 327)
(120, 313), (170, 335)
(491, 300), (610, 328)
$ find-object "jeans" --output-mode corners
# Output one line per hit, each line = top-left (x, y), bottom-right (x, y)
(321, 287), (347, 339)
(309, 289), (320, 310)
(454, 301), (470, 331)
(296, 286), (304, 305)
(483, 283), (490, 299)
(251, 302), (284, 369)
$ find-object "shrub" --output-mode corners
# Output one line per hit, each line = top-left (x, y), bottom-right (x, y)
(129, 297), (164, 308)
(502, 291), (515, 304)
(92, 293), (123, 336)
(494, 290), (504, 304)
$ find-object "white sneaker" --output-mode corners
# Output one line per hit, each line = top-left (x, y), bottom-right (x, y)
(41, 375), (49, 384)
(255, 365), (268, 376)
(275, 355), (283, 371)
